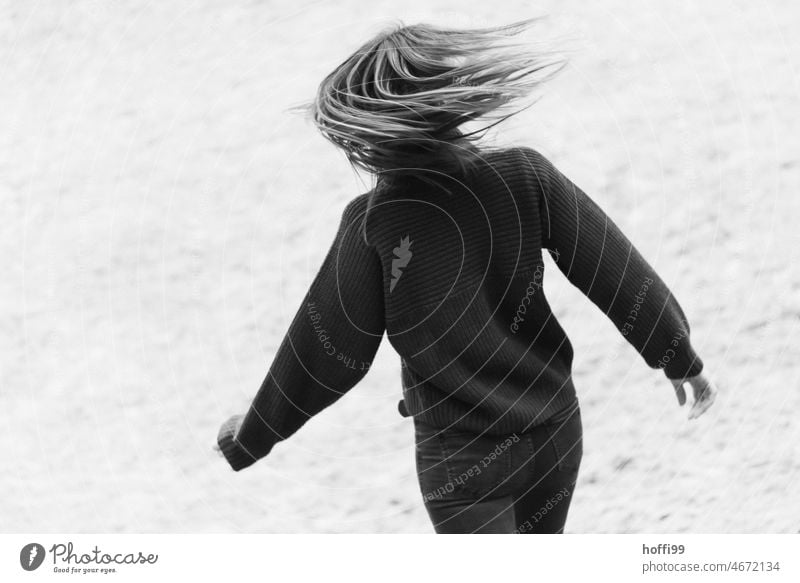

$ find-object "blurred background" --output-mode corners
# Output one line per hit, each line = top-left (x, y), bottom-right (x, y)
(1, 0), (797, 533)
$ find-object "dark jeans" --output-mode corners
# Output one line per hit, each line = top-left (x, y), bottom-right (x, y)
(414, 405), (583, 534)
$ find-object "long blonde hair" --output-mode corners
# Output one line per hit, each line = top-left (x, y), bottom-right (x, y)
(292, 18), (566, 186)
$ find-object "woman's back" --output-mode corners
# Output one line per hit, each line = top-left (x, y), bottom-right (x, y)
(367, 147), (545, 321)
(365, 146), (577, 434)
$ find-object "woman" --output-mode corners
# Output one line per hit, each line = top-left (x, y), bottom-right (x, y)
(215, 18), (718, 534)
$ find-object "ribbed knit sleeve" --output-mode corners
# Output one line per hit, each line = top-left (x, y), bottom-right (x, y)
(221, 195), (385, 471)
(521, 148), (703, 381)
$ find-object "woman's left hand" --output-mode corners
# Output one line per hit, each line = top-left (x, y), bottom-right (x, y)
(670, 371), (718, 420)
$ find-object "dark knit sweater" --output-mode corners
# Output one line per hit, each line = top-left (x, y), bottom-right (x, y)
(219, 146), (703, 471)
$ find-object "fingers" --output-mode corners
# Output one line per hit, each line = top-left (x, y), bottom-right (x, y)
(670, 372), (718, 419)
(688, 380), (718, 420)
(672, 380), (687, 406)
(215, 414), (244, 460)
(216, 414), (243, 443)
(688, 393), (714, 419)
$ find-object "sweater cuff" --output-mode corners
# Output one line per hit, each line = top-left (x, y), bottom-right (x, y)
(660, 347), (704, 381)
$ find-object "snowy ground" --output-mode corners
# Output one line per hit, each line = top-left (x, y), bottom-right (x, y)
(1, 0), (798, 533)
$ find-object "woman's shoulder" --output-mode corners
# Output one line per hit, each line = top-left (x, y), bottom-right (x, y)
(474, 144), (553, 174)
(498, 144), (547, 164)
(337, 192), (365, 216)
(471, 145), (556, 188)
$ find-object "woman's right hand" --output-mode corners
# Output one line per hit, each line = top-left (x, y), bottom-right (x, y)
(670, 371), (718, 419)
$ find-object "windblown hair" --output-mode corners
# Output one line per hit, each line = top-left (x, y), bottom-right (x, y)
(291, 18), (566, 187)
